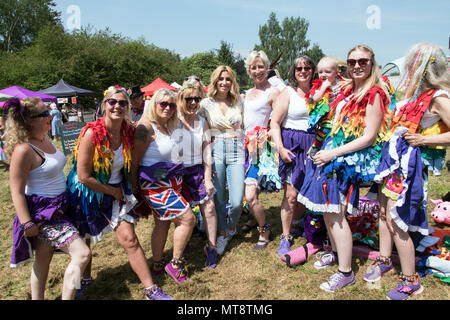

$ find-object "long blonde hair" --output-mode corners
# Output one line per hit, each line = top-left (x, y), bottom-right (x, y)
(207, 65), (241, 106)
(5, 97), (42, 158)
(141, 89), (178, 130)
(341, 45), (390, 104)
(102, 86), (132, 120)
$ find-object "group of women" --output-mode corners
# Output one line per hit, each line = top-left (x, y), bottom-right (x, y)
(4, 41), (450, 301)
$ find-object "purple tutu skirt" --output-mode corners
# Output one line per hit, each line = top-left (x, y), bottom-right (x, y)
(374, 127), (430, 235)
(181, 164), (214, 207)
(11, 191), (79, 267)
(72, 181), (138, 243)
(278, 128), (315, 192)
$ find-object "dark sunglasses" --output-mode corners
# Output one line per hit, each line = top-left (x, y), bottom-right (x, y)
(295, 66), (312, 72)
(158, 101), (177, 110)
(31, 110), (51, 118)
(347, 58), (371, 68)
(107, 98), (129, 108)
(185, 97), (202, 103)
(185, 76), (200, 82)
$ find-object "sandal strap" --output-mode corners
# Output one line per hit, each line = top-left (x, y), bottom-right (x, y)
(279, 234), (294, 241)
(171, 257), (187, 268)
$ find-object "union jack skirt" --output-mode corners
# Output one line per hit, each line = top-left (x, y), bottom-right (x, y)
(140, 175), (190, 220)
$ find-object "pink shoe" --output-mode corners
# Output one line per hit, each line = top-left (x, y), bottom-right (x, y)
(282, 242), (322, 267)
(165, 261), (188, 284)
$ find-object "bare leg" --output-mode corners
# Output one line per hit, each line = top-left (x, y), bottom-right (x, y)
(151, 217), (171, 263)
(30, 239), (54, 300)
(245, 184), (270, 241)
(199, 199), (218, 247)
(172, 209), (196, 261)
(280, 183), (298, 236)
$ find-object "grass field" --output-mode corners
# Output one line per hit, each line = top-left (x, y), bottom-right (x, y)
(0, 144), (449, 301)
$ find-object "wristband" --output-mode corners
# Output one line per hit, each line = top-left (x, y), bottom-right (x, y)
(19, 220), (34, 230)
(23, 222), (35, 231)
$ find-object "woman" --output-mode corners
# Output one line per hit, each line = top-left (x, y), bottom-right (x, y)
(174, 78), (218, 268)
(199, 65), (245, 255)
(270, 56), (316, 256)
(67, 86), (171, 300)
(131, 89), (196, 284)
(6, 97), (91, 300)
(297, 45), (391, 292)
(49, 103), (62, 141)
(368, 43), (450, 300)
(242, 51), (280, 251)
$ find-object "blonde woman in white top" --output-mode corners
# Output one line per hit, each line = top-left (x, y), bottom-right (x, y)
(199, 65), (244, 255)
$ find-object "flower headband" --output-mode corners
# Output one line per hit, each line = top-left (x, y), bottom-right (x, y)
(2, 98), (26, 120)
(103, 85), (130, 97)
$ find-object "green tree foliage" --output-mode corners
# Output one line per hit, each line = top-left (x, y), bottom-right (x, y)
(180, 52), (220, 86)
(0, 0), (61, 53)
(254, 12), (324, 79)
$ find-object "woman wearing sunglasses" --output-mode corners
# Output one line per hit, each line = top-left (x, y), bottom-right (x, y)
(369, 43), (450, 300)
(5, 97), (91, 300)
(198, 65), (245, 256)
(270, 55), (316, 257)
(297, 45), (391, 293)
(172, 77), (218, 268)
(241, 50), (281, 251)
(131, 88), (195, 285)
(67, 86), (171, 300)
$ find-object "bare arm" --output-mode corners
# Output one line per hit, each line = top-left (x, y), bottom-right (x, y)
(77, 129), (123, 200)
(404, 95), (450, 147)
(314, 93), (384, 166)
(131, 120), (154, 194)
(270, 88), (295, 162)
(202, 120), (214, 195)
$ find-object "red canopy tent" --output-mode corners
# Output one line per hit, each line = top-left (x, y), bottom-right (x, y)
(142, 78), (176, 98)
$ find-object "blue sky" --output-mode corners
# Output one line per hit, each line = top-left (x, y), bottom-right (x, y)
(54, 0), (449, 66)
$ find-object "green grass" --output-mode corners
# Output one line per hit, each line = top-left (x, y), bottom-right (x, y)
(0, 145), (449, 300)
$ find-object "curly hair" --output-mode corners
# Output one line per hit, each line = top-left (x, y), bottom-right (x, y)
(4, 97), (42, 158)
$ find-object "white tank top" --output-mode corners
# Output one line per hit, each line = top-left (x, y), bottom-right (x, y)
(174, 117), (205, 166)
(25, 144), (67, 197)
(243, 87), (274, 133)
(108, 144), (124, 184)
(140, 123), (178, 166)
(282, 86), (309, 131)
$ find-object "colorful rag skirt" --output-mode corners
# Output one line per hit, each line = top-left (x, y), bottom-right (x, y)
(70, 181), (138, 243)
(181, 164), (215, 207)
(244, 148), (282, 193)
(139, 162), (189, 221)
(11, 191), (79, 267)
(374, 127), (431, 235)
(278, 128), (315, 192)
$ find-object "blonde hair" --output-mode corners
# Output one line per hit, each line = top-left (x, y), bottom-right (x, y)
(317, 56), (339, 71)
(207, 65), (241, 106)
(5, 97), (42, 158)
(177, 79), (206, 115)
(245, 50), (270, 76)
(102, 86), (131, 120)
(399, 42), (450, 100)
(341, 45), (390, 104)
(142, 89), (178, 130)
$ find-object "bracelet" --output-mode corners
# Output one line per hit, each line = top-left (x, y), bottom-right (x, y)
(19, 220), (34, 230)
(23, 222), (35, 231)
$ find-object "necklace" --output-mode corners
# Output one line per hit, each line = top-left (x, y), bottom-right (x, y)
(30, 136), (45, 143)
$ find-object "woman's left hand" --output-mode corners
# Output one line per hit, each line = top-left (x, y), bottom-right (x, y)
(313, 150), (335, 167)
(204, 179), (215, 196)
(403, 132), (425, 147)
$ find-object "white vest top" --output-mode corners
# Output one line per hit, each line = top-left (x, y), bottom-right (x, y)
(282, 86), (309, 131)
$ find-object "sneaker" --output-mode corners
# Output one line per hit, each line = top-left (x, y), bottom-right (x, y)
(74, 278), (93, 300)
(204, 245), (217, 268)
(226, 228), (237, 239)
(314, 251), (337, 270)
(278, 237), (291, 257)
(165, 262), (188, 284)
(386, 275), (423, 300)
(320, 271), (355, 292)
(144, 286), (172, 300)
(216, 235), (229, 255)
(363, 257), (394, 282)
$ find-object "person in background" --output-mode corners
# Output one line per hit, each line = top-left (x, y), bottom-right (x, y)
(270, 56), (316, 257)
(199, 66), (245, 256)
(67, 86), (171, 300)
(131, 88), (196, 285)
(128, 85), (145, 122)
(174, 77), (218, 268)
(242, 50), (280, 251)
(49, 103), (62, 141)
(5, 97), (91, 300)
(369, 42), (450, 300)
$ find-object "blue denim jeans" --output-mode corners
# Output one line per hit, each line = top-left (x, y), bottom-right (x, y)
(212, 137), (245, 233)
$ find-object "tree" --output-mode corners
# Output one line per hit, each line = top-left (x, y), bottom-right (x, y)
(0, 0), (61, 53)
(180, 52), (220, 85)
(254, 12), (324, 79)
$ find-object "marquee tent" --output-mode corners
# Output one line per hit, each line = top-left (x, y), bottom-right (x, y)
(0, 86), (57, 104)
(38, 79), (95, 97)
(142, 78), (176, 97)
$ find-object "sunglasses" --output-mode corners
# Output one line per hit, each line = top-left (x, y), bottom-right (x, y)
(185, 76), (200, 82)
(158, 101), (177, 110)
(185, 97), (202, 103)
(295, 66), (312, 72)
(107, 98), (129, 108)
(347, 58), (371, 68)
(31, 110), (51, 118)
